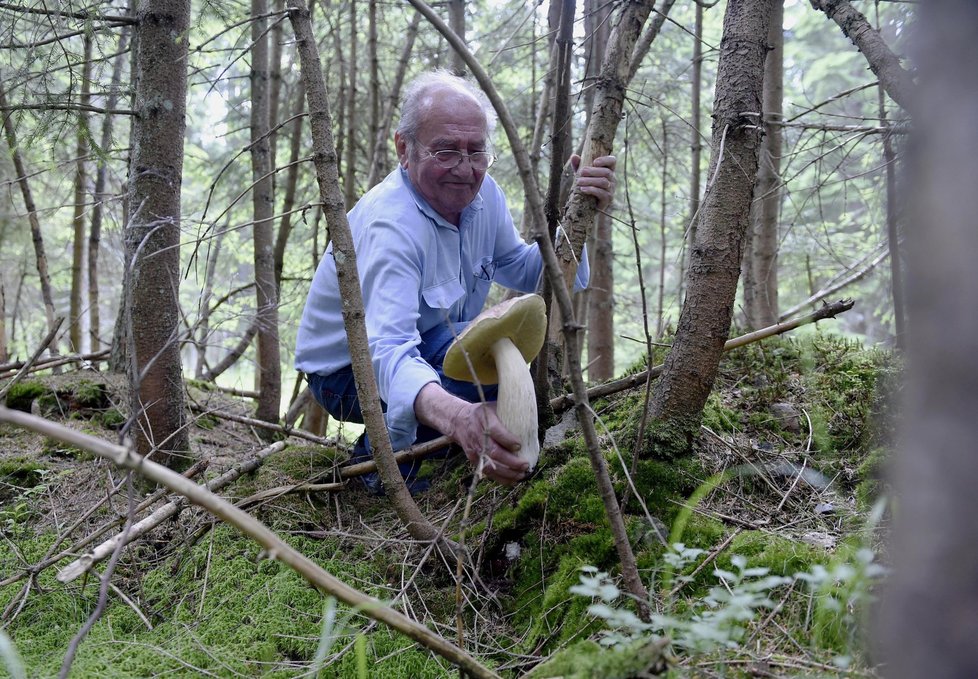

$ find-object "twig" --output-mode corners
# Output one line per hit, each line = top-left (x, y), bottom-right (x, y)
(0, 406), (500, 679)
(666, 528), (743, 598)
(0, 349), (109, 378)
(190, 404), (338, 447)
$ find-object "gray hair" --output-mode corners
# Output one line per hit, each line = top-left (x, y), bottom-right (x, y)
(396, 71), (497, 141)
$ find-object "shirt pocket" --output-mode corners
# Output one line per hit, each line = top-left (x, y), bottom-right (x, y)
(471, 256), (496, 294)
(421, 278), (465, 311)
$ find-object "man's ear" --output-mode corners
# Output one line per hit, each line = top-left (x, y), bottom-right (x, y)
(394, 132), (408, 167)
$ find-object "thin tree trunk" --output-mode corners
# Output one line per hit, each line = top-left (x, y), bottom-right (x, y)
(288, 0), (452, 549)
(273, 83), (306, 286)
(125, 0), (192, 468)
(534, 0), (575, 416)
(627, 0), (677, 80)
(202, 320), (259, 382)
(342, 0), (358, 209)
(0, 281), (6, 363)
(448, 0), (465, 75)
(0, 82), (59, 352)
(251, 0), (282, 424)
(644, 0), (775, 456)
(70, 34), (93, 352)
(89, 31), (129, 353)
(876, 2), (978, 675)
(367, 0), (379, 175)
(365, 13), (419, 189)
(657, 119), (668, 338)
(682, 4), (705, 309)
(743, 0), (783, 329)
(194, 218), (230, 379)
(880, 87), (905, 349)
(585, 0), (615, 382)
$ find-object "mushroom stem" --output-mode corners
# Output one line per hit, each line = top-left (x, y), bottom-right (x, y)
(490, 336), (539, 469)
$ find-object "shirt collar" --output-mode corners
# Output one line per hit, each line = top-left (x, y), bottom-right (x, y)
(398, 166), (485, 229)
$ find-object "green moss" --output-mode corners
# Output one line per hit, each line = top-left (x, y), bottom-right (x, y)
(0, 456), (47, 488)
(854, 446), (889, 509)
(701, 391), (739, 434)
(41, 436), (94, 461)
(71, 380), (108, 408)
(98, 408), (126, 429)
(4, 380), (50, 412)
(526, 638), (666, 679)
(262, 444), (345, 482)
(193, 413), (218, 430)
(630, 457), (706, 522)
(718, 531), (822, 578)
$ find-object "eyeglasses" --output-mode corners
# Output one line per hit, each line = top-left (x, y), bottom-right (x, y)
(418, 147), (496, 171)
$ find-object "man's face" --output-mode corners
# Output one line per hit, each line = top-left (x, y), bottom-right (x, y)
(395, 91), (489, 225)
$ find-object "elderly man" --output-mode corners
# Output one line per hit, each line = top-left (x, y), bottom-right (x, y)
(295, 71), (616, 494)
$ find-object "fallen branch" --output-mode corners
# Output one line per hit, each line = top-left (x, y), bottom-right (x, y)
(0, 349), (110, 378)
(57, 442), (288, 583)
(0, 406), (499, 679)
(190, 404), (339, 447)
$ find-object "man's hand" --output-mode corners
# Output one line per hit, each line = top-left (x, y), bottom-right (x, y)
(571, 154), (617, 211)
(415, 382), (528, 485)
(448, 402), (529, 485)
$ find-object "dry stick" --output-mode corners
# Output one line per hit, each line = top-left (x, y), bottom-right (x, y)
(0, 407), (500, 679)
(0, 316), (64, 401)
(190, 404), (337, 447)
(0, 349), (109, 378)
(236, 481), (345, 508)
(57, 441), (287, 583)
(406, 0), (652, 620)
(0, 461), (209, 591)
(666, 528), (743, 599)
(286, 0), (452, 552)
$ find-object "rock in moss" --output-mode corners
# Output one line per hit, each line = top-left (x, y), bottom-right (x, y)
(4, 380), (50, 412)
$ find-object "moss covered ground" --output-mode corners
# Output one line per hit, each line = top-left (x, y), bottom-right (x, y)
(0, 333), (897, 677)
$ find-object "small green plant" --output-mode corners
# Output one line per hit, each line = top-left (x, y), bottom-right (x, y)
(570, 541), (886, 667)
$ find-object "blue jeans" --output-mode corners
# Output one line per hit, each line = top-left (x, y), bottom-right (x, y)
(306, 321), (498, 460)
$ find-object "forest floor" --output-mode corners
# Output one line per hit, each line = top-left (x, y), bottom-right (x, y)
(0, 330), (899, 678)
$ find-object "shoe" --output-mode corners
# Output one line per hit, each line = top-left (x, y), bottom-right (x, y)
(348, 434), (431, 497)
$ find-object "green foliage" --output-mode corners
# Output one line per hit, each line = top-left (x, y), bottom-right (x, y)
(525, 638), (665, 679)
(3, 381), (50, 412)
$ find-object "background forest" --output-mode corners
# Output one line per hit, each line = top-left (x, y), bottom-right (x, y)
(4, 0), (975, 677)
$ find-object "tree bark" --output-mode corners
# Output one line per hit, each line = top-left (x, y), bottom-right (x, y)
(70, 33), (93, 352)
(585, 0), (615, 382)
(682, 3), (705, 308)
(644, 0), (775, 456)
(448, 0), (465, 75)
(875, 2), (978, 675)
(342, 0), (358, 210)
(125, 0), (192, 468)
(808, 0), (914, 111)
(0, 82), (59, 354)
(251, 0), (282, 425)
(742, 0), (782, 329)
(89, 30), (130, 353)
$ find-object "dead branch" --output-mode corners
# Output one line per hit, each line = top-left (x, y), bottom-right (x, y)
(0, 406), (501, 679)
(190, 403), (339, 447)
(57, 441), (287, 584)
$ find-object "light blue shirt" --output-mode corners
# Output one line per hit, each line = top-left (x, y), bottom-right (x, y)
(295, 167), (588, 450)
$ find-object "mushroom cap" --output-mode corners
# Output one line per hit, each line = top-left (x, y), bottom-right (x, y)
(443, 293), (546, 384)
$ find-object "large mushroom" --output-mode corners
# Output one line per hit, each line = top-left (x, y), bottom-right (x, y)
(443, 293), (547, 470)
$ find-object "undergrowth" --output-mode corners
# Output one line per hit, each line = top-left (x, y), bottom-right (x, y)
(0, 333), (896, 677)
